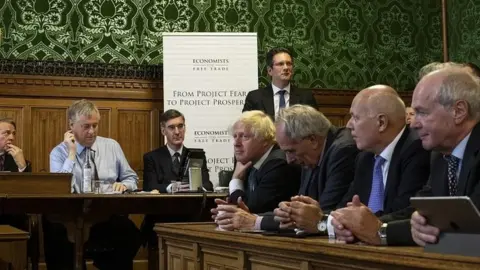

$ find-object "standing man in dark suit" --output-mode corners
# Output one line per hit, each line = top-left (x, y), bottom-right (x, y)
(213, 105), (358, 231)
(143, 109), (213, 193)
(242, 48), (317, 120)
(331, 67), (480, 246)
(0, 118), (30, 172)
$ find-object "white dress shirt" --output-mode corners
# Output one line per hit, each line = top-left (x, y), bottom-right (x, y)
(327, 127), (405, 237)
(272, 83), (291, 119)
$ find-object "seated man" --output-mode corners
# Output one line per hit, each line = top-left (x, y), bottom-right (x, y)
(47, 99), (141, 270)
(213, 105), (358, 231)
(274, 86), (430, 235)
(331, 66), (480, 246)
(225, 110), (301, 215)
(143, 109), (213, 193)
(0, 118), (30, 172)
(0, 118), (31, 229)
(406, 107), (415, 124)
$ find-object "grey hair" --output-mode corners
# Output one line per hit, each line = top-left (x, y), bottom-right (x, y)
(67, 99), (100, 123)
(418, 62), (463, 80)
(276, 105), (331, 140)
(436, 69), (480, 120)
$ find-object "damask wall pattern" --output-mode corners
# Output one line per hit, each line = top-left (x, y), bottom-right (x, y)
(0, 0), (443, 90)
(447, 0), (480, 66)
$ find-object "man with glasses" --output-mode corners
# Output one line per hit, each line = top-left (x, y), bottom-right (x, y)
(143, 109), (213, 193)
(242, 48), (317, 120)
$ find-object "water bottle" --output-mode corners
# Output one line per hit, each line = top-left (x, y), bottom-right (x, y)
(83, 149), (93, 193)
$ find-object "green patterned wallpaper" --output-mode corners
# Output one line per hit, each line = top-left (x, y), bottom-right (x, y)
(0, 0), (443, 90)
(447, 0), (480, 66)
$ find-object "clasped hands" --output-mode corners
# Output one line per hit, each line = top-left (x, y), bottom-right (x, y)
(273, 195), (323, 233)
(211, 197), (257, 231)
(330, 195), (440, 246)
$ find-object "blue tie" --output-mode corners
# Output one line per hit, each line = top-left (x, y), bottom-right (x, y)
(278, 90), (286, 109)
(368, 156), (386, 213)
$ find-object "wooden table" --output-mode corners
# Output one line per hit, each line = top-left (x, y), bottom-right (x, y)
(155, 223), (480, 270)
(0, 225), (29, 270)
(2, 193), (223, 270)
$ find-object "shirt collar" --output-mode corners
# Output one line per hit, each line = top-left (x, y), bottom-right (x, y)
(75, 137), (99, 155)
(253, 145), (274, 170)
(167, 144), (183, 157)
(450, 132), (471, 161)
(271, 83), (291, 95)
(378, 127), (405, 162)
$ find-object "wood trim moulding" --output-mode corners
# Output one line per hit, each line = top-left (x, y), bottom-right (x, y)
(0, 74), (163, 101)
(312, 88), (413, 106)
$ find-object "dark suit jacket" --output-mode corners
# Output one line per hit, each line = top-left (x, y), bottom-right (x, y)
(2, 154), (31, 172)
(229, 145), (301, 214)
(338, 127), (430, 215)
(260, 126), (359, 230)
(143, 145), (213, 193)
(242, 85), (317, 120)
(383, 122), (480, 246)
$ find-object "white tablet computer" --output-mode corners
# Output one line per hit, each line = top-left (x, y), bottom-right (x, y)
(410, 196), (480, 233)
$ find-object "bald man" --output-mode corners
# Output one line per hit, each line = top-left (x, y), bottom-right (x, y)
(273, 86), (430, 234)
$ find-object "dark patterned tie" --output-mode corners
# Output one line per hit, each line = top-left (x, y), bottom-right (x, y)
(0, 154), (4, 171)
(445, 155), (460, 196)
(278, 90), (286, 109)
(172, 152), (181, 175)
(367, 156), (386, 213)
(248, 167), (257, 192)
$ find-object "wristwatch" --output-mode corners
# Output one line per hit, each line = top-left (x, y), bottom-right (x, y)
(378, 223), (388, 246)
(317, 214), (329, 233)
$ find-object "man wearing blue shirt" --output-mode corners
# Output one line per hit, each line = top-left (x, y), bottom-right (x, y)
(45, 99), (140, 270)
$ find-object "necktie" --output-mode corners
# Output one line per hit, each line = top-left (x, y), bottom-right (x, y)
(248, 167), (257, 192)
(172, 152), (181, 175)
(368, 156), (386, 214)
(445, 155), (460, 196)
(278, 90), (286, 109)
(0, 154), (4, 171)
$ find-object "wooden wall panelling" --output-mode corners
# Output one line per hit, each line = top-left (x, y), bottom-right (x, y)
(30, 107), (68, 172)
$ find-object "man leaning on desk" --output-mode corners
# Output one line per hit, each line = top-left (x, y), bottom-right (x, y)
(332, 65), (480, 247)
(46, 99), (141, 270)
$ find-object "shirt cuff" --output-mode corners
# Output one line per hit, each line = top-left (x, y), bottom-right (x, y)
(18, 166), (26, 172)
(121, 181), (137, 191)
(229, 178), (243, 194)
(166, 183), (172, 193)
(327, 215), (336, 238)
(254, 215), (263, 230)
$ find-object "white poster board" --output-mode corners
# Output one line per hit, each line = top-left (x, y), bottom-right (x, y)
(163, 33), (258, 187)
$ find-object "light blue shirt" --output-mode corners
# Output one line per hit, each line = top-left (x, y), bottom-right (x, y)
(50, 136), (138, 193)
(449, 132), (471, 179)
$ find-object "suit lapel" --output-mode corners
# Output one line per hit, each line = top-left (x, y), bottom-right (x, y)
(262, 85), (275, 119)
(289, 86), (299, 105)
(456, 124), (480, 195)
(384, 128), (409, 204)
(358, 153), (374, 204)
(299, 168), (312, 195)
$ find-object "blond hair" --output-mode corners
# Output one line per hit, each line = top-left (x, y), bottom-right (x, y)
(231, 110), (275, 144)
